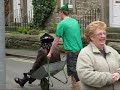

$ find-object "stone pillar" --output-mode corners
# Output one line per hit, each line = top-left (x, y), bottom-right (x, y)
(5, 0), (13, 25)
(20, 0), (27, 23)
(101, 0), (109, 26)
(0, 0), (5, 89)
(73, 0), (76, 13)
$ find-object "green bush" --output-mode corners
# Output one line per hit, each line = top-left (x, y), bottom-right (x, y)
(17, 27), (29, 34)
(49, 23), (57, 33)
(28, 29), (40, 35)
(32, 0), (56, 28)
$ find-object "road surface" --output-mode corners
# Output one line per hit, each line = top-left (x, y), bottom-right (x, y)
(6, 56), (71, 90)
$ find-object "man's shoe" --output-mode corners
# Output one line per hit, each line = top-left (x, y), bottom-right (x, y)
(14, 77), (24, 87)
(28, 77), (36, 84)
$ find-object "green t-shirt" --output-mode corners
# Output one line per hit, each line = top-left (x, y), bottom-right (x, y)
(55, 17), (83, 52)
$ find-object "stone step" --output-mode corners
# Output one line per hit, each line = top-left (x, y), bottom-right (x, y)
(107, 33), (120, 51)
(107, 42), (120, 53)
(107, 33), (120, 39)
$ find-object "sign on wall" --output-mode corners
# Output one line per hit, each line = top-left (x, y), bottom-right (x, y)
(109, 0), (120, 27)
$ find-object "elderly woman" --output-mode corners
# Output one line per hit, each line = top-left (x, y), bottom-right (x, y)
(76, 21), (120, 90)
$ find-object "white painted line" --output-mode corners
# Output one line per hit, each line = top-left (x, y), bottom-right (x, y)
(9, 58), (35, 63)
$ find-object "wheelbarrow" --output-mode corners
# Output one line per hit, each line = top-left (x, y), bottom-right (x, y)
(31, 60), (68, 90)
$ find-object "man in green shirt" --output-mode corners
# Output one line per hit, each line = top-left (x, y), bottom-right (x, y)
(47, 3), (83, 90)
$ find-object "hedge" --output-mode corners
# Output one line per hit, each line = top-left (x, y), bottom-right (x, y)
(5, 33), (40, 50)
(5, 33), (88, 52)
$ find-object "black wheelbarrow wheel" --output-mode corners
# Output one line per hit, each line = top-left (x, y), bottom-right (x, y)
(40, 78), (49, 90)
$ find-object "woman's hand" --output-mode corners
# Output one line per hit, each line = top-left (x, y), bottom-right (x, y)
(112, 72), (120, 82)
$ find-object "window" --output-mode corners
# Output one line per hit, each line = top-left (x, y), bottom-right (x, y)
(61, 0), (73, 8)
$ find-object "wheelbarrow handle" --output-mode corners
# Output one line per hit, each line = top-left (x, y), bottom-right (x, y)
(46, 59), (68, 86)
(46, 59), (54, 87)
(51, 69), (68, 84)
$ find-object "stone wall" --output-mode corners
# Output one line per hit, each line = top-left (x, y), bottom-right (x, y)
(72, 0), (102, 24)
(76, 0), (101, 16)
(5, 33), (66, 52)
(46, 0), (102, 29)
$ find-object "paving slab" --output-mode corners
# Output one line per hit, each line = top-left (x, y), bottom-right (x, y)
(6, 49), (37, 59)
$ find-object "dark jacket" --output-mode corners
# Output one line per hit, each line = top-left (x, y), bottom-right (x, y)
(29, 47), (61, 74)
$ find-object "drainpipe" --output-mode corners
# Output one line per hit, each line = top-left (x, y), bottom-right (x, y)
(0, 0), (6, 89)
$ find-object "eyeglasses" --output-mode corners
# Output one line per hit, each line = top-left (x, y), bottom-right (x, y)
(94, 32), (107, 36)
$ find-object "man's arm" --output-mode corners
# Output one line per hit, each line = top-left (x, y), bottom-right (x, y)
(47, 36), (60, 59)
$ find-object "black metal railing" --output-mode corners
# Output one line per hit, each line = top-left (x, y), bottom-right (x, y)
(5, 8), (102, 33)
(79, 8), (101, 35)
(5, 9), (33, 32)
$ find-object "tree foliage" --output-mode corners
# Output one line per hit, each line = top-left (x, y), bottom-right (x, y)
(32, 0), (56, 28)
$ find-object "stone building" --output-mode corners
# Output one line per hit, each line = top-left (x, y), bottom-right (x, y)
(4, 0), (120, 32)
(46, 0), (103, 31)
(55, 0), (101, 19)
(5, 0), (103, 24)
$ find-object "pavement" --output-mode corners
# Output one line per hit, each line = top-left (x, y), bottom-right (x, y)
(6, 48), (38, 59)
(6, 48), (66, 59)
